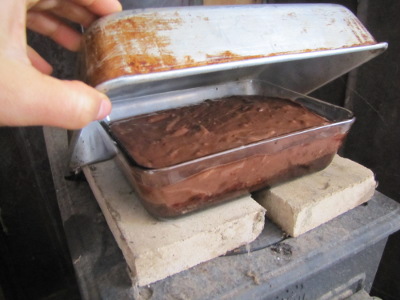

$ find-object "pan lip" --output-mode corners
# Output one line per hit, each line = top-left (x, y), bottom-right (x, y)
(95, 43), (388, 95)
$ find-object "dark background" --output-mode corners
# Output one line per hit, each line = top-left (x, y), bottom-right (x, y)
(1, 0), (399, 299)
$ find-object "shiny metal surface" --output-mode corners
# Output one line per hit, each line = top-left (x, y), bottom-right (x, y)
(69, 4), (387, 170)
(98, 43), (387, 99)
(69, 122), (118, 171)
(82, 4), (378, 87)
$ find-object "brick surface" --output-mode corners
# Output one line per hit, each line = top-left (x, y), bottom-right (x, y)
(254, 155), (376, 237)
(83, 159), (265, 286)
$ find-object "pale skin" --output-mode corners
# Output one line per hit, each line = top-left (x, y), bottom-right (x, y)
(0, 0), (122, 129)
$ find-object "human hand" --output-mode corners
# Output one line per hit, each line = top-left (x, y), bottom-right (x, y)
(0, 0), (122, 129)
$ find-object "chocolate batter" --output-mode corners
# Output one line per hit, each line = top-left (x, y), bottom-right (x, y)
(110, 96), (330, 169)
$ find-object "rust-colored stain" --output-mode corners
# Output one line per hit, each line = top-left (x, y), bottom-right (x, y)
(82, 11), (377, 87)
(205, 50), (260, 63)
(345, 16), (375, 45)
(83, 12), (182, 86)
(340, 7), (376, 45)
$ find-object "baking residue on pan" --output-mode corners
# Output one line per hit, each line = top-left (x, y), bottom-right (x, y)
(83, 12), (183, 85)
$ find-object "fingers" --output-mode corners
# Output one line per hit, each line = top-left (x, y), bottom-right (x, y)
(71, 0), (122, 16)
(29, 0), (122, 24)
(47, 80), (112, 128)
(26, 0), (122, 51)
(27, 46), (53, 74)
(26, 11), (81, 51)
(0, 57), (112, 129)
(0, 0), (121, 129)
(30, 0), (97, 28)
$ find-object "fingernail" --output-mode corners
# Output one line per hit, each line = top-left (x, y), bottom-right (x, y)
(96, 98), (112, 120)
(116, 1), (123, 11)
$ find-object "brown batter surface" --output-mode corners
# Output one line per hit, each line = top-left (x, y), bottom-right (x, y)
(110, 95), (330, 169)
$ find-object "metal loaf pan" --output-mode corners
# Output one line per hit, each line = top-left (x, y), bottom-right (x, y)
(105, 79), (354, 218)
(81, 4), (380, 90)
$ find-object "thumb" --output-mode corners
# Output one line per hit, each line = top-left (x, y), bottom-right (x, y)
(0, 57), (111, 129)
